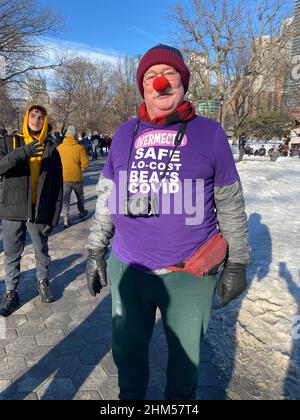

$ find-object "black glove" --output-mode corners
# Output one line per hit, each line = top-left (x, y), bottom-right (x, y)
(23, 140), (44, 158)
(218, 261), (247, 307)
(41, 225), (53, 236)
(86, 250), (108, 297)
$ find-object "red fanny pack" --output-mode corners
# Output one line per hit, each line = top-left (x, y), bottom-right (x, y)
(167, 233), (228, 278)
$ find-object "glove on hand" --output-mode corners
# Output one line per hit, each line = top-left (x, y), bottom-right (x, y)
(41, 225), (53, 236)
(86, 250), (108, 297)
(23, 140), (44, 158)
(218, 261), (247, 307)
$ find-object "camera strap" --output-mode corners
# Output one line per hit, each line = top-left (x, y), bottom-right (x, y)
(126, 121), (141, 202)
(159, 121), (188, 183)
(126, 120), (188, 199)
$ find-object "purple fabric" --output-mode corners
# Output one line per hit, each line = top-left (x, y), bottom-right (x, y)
(102, 115), (239, 271)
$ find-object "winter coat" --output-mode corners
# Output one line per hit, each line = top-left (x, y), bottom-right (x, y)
(0, 134), (63, 225)
(57, 135), (89, 183)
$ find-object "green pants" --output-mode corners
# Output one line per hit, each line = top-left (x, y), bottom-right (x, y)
(108, 253), (217, 400)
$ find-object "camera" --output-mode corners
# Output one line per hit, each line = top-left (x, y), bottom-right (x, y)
(124, 195), (159, 218)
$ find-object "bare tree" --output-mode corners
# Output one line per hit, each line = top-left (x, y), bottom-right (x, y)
(0, 0), (63, 86)
(0, 84), (15, 129)
(110, 56), (140, 124)
(170, 0), (294, 140)
(51, 57), (115, 133)
(51, 55), (141, 135)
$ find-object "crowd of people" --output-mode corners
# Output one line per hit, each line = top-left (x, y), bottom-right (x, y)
(238, 133), (300, 161)
(53, 131), (112, 160)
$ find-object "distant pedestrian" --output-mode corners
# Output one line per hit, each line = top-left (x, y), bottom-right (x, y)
(258, 145), (266, 157)
(269, 147), (281, 162)
(0, 105), (63, 317)
(80, 132), (89, 154)
(54, 131), (63, 146)
(58, 125), (89, 228)
(91, 131), (100, 160)
(99, 135), (106, 156)
(0, 127), (7, 138)
(106, 135), (112, 152)
(238, 133), (247, 161)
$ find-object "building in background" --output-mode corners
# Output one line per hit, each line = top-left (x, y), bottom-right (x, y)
(187, 53), (219, 119)
(24, 77), (50, 105)
(292, 0), (300, 57)
(283, 0), (300, 120)
(291, 0), (300, 119)
(251, 27), (293, 116)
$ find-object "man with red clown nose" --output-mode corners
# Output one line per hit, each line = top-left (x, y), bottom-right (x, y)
(86, 44), (250, 400)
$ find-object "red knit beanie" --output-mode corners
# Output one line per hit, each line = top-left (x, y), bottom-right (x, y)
(137, 44), (190, 98)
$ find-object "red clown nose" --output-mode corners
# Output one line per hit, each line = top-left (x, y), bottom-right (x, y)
(153, 76), (170, 92)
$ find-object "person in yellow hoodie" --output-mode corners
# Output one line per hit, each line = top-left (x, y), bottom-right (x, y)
(58, 126), (89, 228)
(0, 105), (63, 316)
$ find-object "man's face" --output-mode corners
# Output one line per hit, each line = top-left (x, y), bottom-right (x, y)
(143, 64), (185, 119)
(28, 108), (45, 132)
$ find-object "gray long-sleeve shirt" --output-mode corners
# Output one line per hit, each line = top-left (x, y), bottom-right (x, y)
(214, 181), (250, 264)
(87, 175), (250, 269)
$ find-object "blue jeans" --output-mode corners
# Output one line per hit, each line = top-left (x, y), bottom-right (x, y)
(61, 182), (85, 217)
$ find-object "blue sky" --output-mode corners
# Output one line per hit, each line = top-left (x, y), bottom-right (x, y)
(38, 0), (178, 58)
(38, 0), (296, 62)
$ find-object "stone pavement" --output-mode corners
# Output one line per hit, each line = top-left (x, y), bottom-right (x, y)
(0, 159), (228, 400)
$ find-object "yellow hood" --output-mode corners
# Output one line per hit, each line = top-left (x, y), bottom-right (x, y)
(63, 134), (79, 146)
(15, 105), (49, 205)
(22, 105), (48, 143)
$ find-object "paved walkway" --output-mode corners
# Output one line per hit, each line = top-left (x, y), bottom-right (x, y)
(0, 159), (228, 400)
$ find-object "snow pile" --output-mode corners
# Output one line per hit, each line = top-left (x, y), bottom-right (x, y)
(207, 157), (300, 400)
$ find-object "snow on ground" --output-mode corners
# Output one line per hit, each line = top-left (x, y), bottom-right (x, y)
(207, 156), (300, 400)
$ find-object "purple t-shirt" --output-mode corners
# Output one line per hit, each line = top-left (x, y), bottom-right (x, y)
(102, 115), (239, 270)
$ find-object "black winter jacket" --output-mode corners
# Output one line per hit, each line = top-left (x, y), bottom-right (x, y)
(0, 134), (63, 225)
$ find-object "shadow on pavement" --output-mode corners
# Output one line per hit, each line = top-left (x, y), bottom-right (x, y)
(0, 294), (112, 400)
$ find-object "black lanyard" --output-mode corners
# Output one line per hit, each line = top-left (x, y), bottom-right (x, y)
(126, 121), (188, 192)
(159, 122), (188, 182)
